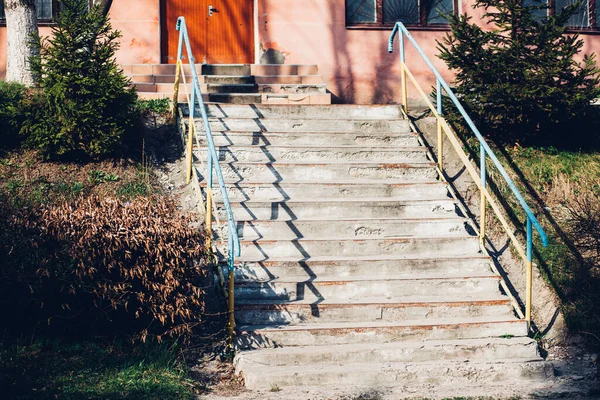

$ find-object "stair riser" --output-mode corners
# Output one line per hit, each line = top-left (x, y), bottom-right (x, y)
(239, 341), (538, 366)
(195, 119), (411, 133)
(204, 76), (255, 84)
(209, 183), (448, 202)
(220, 201), (459, 221)
(236, 321), (528, 348)
(259, 84), (327, 94)
(235, 278), (499, 301)
(204, 163), (438, 183)
(196, 147), (429, 163)
(235, 303), (513, 325)
(255, 76), (323, 85)
(231, 258), (492, 281)
(207, 93), (262, 104)
(183, 104), (405, 119)
(227, 219), (469, 240)
(238, 361), (553, 390)
(235, 237), (480, 260)
(196, 132), (420, 147)
(203, 84), (257, 94)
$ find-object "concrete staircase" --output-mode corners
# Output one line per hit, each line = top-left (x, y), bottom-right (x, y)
(188, 104), (554, 394)
(123, 64), (331, 105)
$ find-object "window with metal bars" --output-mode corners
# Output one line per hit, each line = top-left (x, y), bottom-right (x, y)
(346, 0), (457, 28)
(0, 0), (61, 22)
(517, 0), (598, 29)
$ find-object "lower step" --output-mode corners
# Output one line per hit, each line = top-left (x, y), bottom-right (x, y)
(236, 358), (553, 390)
(235, 297), (513, 324)
(235, 337), (539, 367)
(236, 317), (528, 348)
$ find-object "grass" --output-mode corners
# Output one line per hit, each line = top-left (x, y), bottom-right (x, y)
(0, 338), (197, 400)
(135, 98), (171, 115)
(455, 134), (600, 342)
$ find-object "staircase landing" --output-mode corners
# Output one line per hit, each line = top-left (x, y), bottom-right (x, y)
(123, 64), (331, 105)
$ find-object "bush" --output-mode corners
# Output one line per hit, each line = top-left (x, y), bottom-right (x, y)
(0, 81), (27, 150)
(23, 0), (137, 160)
(437, 0), (600, 145)
(0, 194), (208, 342)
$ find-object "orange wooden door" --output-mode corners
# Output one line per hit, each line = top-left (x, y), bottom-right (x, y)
(161, 0), (254, 64)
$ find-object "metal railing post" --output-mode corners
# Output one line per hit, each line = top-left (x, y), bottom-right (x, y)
(436, 79), (443, 172)
(526, 217), (533, 328)
(480, 144), (487, 246)
(172, 60), (182, 117)
(400, 33), (408, 113)
(186, 83), (195, 185)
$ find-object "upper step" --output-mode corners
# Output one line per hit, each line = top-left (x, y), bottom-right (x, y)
(183, 104), (405, 119)
(194, 118), (411, 133)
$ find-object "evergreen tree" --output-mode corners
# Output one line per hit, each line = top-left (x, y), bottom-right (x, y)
(24, 0), (137, 159)
(437, 0), (600, 144)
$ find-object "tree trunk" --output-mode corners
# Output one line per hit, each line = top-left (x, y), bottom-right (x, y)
(4, 0), (39, 85)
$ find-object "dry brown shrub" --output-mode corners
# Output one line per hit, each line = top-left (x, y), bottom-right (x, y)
(568, 191), (600, 273)
(0, 194), (208, 342)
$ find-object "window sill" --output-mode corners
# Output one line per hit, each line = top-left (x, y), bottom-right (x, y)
(565, 28), (600, 35)
(346, 24), (451, 31)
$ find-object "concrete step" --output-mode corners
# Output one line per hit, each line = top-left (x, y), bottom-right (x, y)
(218, 199), (459, 221)
(201, 162), (438, 183)
(228, 218), (470, 240)
(255, 75), (323, 84)
(236, 316), (529, 347)
(235, 236), (480, 261)
(195, 131), (420, 147)
(207, 93), (262, 104)
(236, 358), (553, 390)
(203, 84), (257, 94)
(183, 104), (405, 120)
(251, 64), (319, 75)
(194, 118), (411, 133)
(234, 274), (497, 301)
(196, 145), (429, 163)
(258, 84), (327, 94)
(203, 75), (255, 84)
(235, 296), (513, 325)
(232, 256), (493, 281)
(207, 182), (448, 202)
(202, 64), (252, 76)
(236, 337), (539, 367)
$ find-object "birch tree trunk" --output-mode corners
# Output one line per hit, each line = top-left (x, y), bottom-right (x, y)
(4, 0), (38, 85)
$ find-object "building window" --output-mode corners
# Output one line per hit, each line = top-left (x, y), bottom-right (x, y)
(524, 0), (599, 29)
(0, 0), (60, 22)
(346, 0), (456, 27)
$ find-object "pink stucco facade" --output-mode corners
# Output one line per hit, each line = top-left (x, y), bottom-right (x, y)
(2, 0), (600, 104)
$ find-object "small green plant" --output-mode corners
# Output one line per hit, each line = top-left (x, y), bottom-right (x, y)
(499, 334), (514, 339)
(136, 98), (171, 114)
(24, 0), (137, 160)
(0, 81), (27, 150)
(88, 169), (120, 184)
(269, 383), (281, 392)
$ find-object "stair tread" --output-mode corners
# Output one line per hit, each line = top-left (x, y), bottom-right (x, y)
(236, 295), (510, 306)
(195, 144), (428, 150)
(234, 272), (500, 285)
(238, 315), (525, 332)
(238, 336), (536, 354)
(209, 181), (446, 188)
(236, 254), (489, 263)
(236, 235), (476, 243)
(222, 197), (455, 204)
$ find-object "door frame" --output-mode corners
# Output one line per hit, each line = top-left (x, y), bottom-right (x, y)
(159, 0), (257, 64)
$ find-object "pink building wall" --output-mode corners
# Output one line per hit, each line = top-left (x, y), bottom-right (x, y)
(0, 0), (159, 80)
(2, 0), (600, 104)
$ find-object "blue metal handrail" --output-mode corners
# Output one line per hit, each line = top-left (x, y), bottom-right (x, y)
(389, 22), (548, 324)
(175, 17), (241, 340)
